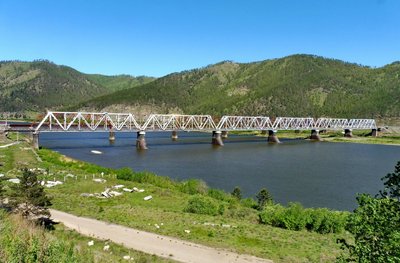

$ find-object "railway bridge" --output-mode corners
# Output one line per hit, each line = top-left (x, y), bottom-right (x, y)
(4, 111), (377, 149)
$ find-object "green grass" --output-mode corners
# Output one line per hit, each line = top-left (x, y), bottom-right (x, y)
(31, 148), (350, 262)
(0, 210), (175, 263)
(1, 136), (353, 262)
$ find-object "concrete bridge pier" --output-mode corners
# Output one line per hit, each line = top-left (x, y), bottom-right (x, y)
(371, 128), (378, 137)
(310, 129), (322, 141)
(221, 131), (228, 139)
(109, 130), (116, 142)
(212, 131), (224, 146)
(268, 130), (280, 143)
(136, 131), (148, 150)
(171, 131), (178, 141)
(32, 132), (39, 149)
(344, 129), (353, 137)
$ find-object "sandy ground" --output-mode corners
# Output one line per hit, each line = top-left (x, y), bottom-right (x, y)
(50, 209), (272, 263)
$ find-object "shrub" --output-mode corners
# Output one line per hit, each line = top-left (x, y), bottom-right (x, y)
(208, 188), (227, 201)
(259, 203), (348, 234)
(241, 198), (258, 209)
(115, 167), (135, 180)
(184, 195), (222, 216)
(180, 179), (208, 195)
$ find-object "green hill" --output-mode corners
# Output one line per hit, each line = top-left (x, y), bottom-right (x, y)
(0, 60), (154, 115)
(78, 55), (400, 119)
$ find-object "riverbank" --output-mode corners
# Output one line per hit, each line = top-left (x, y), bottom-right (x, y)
(0, 133), (352, 262)
(229, 129), (400, 146)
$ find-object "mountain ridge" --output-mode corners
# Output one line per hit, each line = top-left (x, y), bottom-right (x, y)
(76, 54), (400, 119)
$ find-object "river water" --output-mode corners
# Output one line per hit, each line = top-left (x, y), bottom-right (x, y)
(39, 132), (400, 211)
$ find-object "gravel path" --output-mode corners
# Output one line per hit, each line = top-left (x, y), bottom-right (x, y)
(50, 209), (272, 263)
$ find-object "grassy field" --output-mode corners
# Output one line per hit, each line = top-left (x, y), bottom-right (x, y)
(0, 133), (353, 262)
(0, 210), (175, 263)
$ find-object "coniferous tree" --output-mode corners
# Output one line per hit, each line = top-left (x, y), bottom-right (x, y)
(231, 187), (242, 200)
(9, 168), (52, 218)
(256, 188), (273, 210)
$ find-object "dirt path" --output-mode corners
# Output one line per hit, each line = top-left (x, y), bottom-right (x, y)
(50, 209), (272, 263)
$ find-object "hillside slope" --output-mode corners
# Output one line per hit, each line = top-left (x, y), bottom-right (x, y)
(79, 55), (400, 118)
(0, 60), (154, 114)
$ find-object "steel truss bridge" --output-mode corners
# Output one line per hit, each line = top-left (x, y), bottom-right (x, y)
(27, 111), (376, 132)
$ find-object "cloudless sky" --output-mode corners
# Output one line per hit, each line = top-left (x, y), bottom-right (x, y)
(0, 0), (399, 77)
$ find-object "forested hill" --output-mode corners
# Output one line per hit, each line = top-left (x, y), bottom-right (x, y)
(0, 60), (154, 114)
(79, 55), (400, 118)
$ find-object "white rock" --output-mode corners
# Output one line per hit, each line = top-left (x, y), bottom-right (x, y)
(133, 187), (139, 192)
(143, 195), (152, 201)
(109, 191), (123, 197)
(0, 173), (4, 177)
(93, 178), (106, 183)
(88, 240), (94, 246)
(154, 224), (160, 229)
(113, 184), (124, 189)
(123, 255), (131, 260)
(137, 189), (145, 193)
(103, 245), (110, 251)
(122, 188), (133, 192)
(8, 178), (20, 184)
(184, 229), (191, 233)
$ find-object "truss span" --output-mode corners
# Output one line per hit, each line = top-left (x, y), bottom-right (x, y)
(217, 116), (273, 130)
(32, 111), (377, 132)
(142, 114), (216, 131)
(35, 112), (141, 132)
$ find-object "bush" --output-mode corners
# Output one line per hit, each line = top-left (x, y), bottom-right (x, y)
(184, 195), (222, 216)
(259, 203), (348, 234)
(240, 198), (258, 209)
(208, 188), (226, 200)
(115, 167), (135, 180)
(180, 179), (208, 195)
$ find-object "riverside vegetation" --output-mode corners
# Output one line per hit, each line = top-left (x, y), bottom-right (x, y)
(1, 133), (399, 262)
(0, 134), (350, 262)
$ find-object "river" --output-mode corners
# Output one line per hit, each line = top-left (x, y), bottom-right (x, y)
(39, 132), (400, 211)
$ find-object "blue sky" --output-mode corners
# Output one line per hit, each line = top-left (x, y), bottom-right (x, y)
(0, 0), (399, 77)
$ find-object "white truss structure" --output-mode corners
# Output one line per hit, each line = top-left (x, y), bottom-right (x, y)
(217, 116), (273, 130)
(314, 118), (376, 130)
(32, 111), (377, 132)
(142, 114), (216, 131)
(35, 111), (141, 132)
(273, 117), (315, 130)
